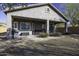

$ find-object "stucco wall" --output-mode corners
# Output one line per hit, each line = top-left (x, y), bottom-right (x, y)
(6, 5), (66, 28)
(0, 25), (7, 33)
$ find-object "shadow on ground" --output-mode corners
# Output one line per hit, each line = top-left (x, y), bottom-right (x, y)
(69, 34), (79, 40)
(0, 43), (79, 56)
(0, 35), (79, 56)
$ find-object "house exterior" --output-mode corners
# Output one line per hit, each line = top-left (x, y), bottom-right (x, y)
(0, 23), (7, 33)
(4, 3), (68, 35)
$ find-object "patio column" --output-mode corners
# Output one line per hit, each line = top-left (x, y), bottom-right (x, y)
(47, 20), (49, 34)
(53, 24), (57, 33)
(65, 22), (68, 33)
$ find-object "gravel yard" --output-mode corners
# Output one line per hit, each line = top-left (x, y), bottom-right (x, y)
(0, 35), (79, 56)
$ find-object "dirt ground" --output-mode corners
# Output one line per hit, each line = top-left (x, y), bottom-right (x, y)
(0, 35), (79, 56)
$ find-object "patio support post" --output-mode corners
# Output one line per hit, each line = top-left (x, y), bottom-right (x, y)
(65, 22), (68, 33)
(47, 20), (49, 34)
(53, 23), (56, 33)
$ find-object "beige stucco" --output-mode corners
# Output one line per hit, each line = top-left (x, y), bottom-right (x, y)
(6, 5), (66, 28)
(0, 24), (7, 33)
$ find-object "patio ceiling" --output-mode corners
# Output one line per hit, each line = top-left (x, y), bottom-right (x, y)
(12, 16), (65, 23)
(12, 16), (46, 22)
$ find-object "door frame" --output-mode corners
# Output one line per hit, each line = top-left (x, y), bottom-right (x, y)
(13, 22), (18, 29)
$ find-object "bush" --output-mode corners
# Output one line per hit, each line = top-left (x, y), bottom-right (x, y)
(49, 32), (62, 37)
(37, 33), (48, 38)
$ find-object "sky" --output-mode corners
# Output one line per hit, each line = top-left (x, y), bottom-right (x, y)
(0, 11), (7, 23)
(0, 3), (65, 23)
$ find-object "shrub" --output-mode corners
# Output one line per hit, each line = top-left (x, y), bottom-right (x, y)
(49, 32), (62, 37)
(37, 32), (48, 38)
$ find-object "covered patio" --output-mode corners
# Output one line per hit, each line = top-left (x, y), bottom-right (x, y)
(12, 16), (67, 35)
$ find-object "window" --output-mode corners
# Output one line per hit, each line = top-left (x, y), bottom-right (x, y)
(20, 22), (31, 31)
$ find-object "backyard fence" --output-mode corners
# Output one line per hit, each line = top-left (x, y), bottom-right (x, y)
(57, 27), (79, 34)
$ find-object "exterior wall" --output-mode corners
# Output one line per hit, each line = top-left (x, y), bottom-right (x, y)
(6, 5), (66, 29)
(7, 14), (12, 29)
(0, 25), (7, 33)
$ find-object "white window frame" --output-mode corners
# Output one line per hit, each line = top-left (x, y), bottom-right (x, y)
(13, 22), (18, 29)
(20, 22), (31, 31)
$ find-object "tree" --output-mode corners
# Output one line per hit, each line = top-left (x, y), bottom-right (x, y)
(64, 3), (79, 27)
(0, 3), (28, 10)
